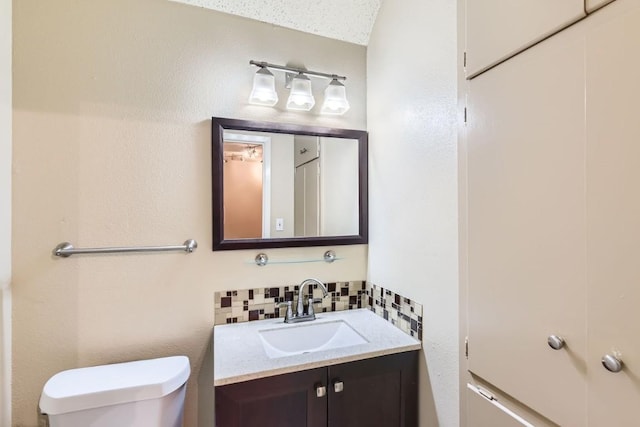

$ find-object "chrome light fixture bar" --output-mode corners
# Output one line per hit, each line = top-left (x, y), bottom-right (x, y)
(250, 60), (346, 81)
(249, 60), (349, 115)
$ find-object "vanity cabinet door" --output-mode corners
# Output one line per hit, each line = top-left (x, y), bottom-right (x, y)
(327, 351), (418, 427)
(465, 0), (585, 77)
(215, 367), (327, 427)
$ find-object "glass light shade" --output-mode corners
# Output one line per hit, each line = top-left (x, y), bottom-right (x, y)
(249, 68), (278, 106)
(321, 79), (350, 115)
(286, 74), (315, 111)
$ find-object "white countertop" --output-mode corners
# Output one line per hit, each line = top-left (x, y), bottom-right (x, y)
(214, 308), (422, 386)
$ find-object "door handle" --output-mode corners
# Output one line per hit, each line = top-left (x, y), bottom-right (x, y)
(333, 380), (344, 393)
(602, 354), (623, 373)
(315, 383), (327, 398)
(547, 335), (565, 350)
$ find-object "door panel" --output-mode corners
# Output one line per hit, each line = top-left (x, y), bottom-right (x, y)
(467, 386), (533, 427)
(215, 368), (327, 427)
(466, 25), (587, 426)
(319, 137), (359, 236)
(304, 160), (320, 237)
(328, 352), (417, 427)
(466, 0), (585, 77)
(294, 163), (304, 236)
(294, 135), (319, 167)
(294, 160), (320, 237)
(586, 4), (640, 425)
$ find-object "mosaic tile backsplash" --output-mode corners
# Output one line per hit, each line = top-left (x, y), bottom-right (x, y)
(366, 283), (423, 341)
(214, 281), (367, 325)
(214, 281), (423, 340)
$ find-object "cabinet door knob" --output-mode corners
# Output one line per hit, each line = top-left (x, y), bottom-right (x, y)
(547, 335), (565, 350)
(315, 384), (327, 398)
(333, 380), (344, 393)
(602, 354), (623, 373)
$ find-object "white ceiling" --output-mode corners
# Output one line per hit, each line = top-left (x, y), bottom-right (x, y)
(170, 0), (382, 46)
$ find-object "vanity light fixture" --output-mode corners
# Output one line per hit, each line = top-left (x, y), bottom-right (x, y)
(248, 66), (278, 106)
(321, 78), (350, 115)
(286, 73), (315, 111)
(249, 60), (349, 115)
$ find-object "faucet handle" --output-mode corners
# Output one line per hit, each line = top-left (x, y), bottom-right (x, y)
(307, 298), (325, 316)
(276, 301), (294, 323)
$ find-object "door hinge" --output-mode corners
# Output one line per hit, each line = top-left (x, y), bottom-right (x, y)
(463, 51), (467, 68)
(465, 336), (469, 359)
(464, 107), (467, 124)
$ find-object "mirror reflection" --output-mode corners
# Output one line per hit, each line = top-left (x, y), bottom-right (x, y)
(212, 117), (368, 250)
(222, 131), (359, 240)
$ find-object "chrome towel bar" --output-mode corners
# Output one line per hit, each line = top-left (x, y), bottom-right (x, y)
(53, 239), (198, 257)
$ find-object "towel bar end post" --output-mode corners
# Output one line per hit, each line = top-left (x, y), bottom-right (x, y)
(54, 242), (74, 257)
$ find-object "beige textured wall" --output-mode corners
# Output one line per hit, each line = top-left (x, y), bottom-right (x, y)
(12, 0), (366, 426)
(1, 0), (11, 423)
(367, 0), (459, 426)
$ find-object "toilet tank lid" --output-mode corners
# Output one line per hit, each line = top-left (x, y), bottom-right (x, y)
(39, 355), (190, 415)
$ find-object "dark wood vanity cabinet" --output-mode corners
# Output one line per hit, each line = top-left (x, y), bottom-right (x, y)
(328, 351), (418, 426)
(215, 366), (327, 427)
(215, 351), (418, 427)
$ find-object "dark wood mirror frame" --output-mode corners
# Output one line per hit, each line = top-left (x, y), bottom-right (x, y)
(212, 117), (368, 251)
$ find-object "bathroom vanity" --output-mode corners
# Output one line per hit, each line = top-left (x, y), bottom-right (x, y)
(213, 309), (421, 427)
(216, 351), (417, 427)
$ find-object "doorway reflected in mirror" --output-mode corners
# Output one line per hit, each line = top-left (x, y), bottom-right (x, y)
(223, 141), (264, 239)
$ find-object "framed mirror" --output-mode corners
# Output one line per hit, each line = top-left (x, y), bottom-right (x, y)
(212, 117), (368, 250)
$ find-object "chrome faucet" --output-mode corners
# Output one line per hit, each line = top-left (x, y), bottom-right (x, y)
(277, 278), (329, 323)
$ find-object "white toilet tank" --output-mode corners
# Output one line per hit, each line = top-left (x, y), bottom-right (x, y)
(39, 355), (190, 427)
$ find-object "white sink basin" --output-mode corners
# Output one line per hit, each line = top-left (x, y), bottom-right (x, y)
(258, 320), (368, 359)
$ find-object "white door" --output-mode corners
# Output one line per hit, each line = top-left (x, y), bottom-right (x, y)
(466, 22), (587, 426)
(465, 0), (584, 77)
(319, 137), (359, 236)
(294, 163), (304, 237)
(585, 3), (640, 424)
(294, 159), (320, 237)
(294, 135), (319, 167)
